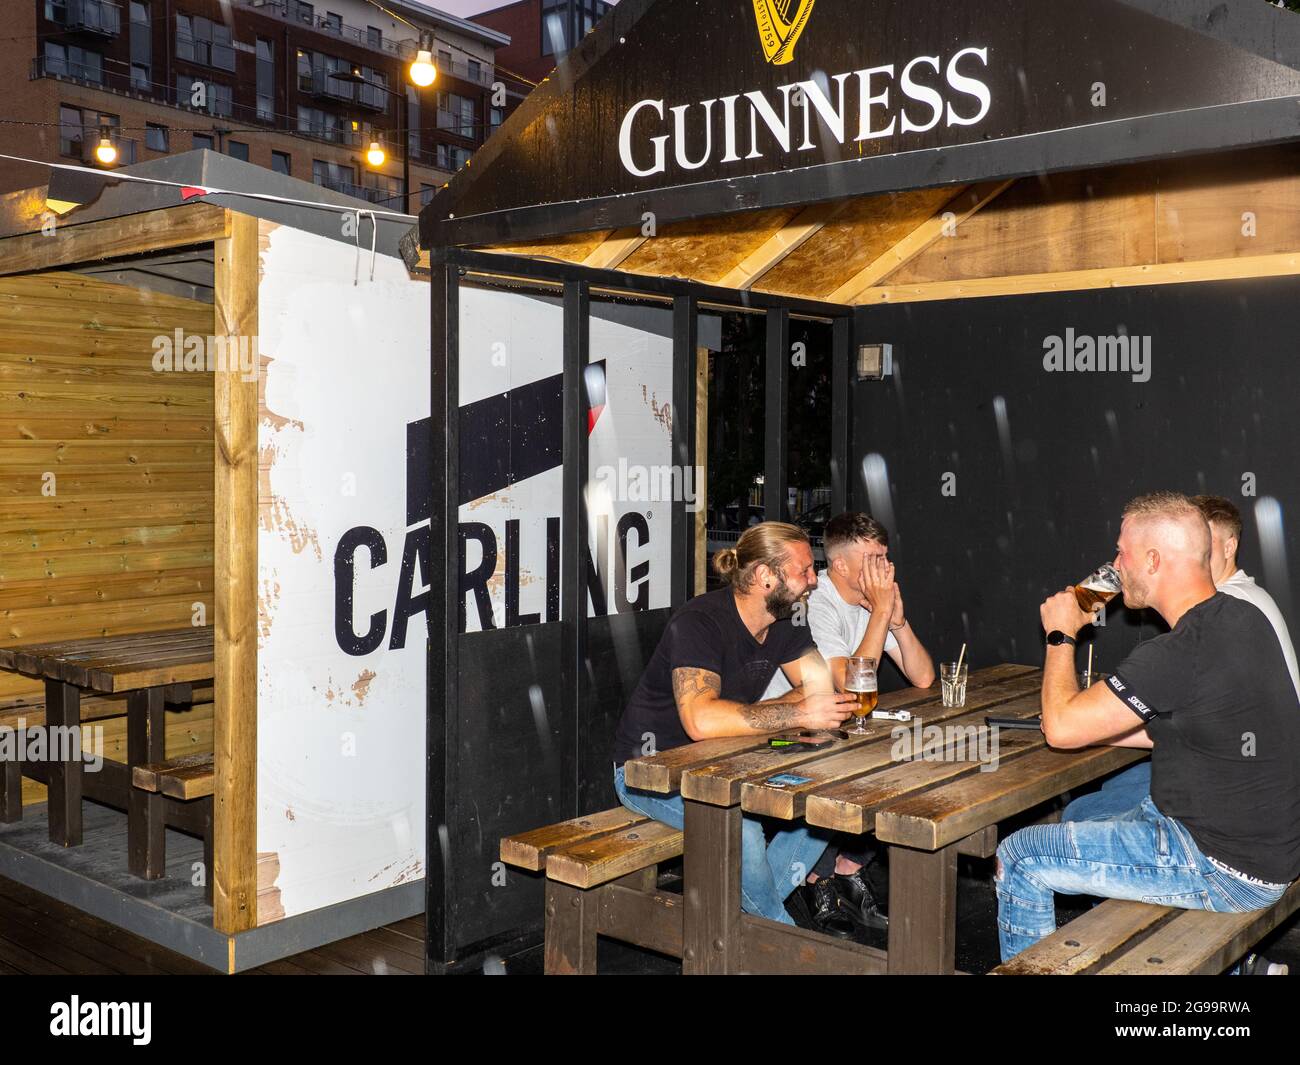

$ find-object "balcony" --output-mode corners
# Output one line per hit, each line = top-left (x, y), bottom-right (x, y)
(54, 0), (122, 37)
(308, 68), (355, 103)
(32, 53), (104, 86)
(239, 0), (406, 57)
(356, 82), (389, 112)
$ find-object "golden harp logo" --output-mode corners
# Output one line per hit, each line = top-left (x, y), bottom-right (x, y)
(752, 0), (817, 65)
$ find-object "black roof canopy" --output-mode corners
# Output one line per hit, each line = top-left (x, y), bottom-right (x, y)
(421, 0), (1300, 248)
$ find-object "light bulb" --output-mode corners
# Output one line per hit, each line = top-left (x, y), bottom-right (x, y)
(366, 141), (386, 167)
(94, 135), (117, 165)
(409, 49), (436, 87)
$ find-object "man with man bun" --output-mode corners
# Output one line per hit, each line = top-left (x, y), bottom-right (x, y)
(612, 522), (856, 928)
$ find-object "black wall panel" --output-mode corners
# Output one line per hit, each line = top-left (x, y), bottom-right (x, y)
(852, 276), (1298, 679)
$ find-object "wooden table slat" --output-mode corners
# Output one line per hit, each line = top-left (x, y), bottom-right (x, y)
(742, 689), (1045, 820)
(623, 663), (1039, 794)
(681, 669), (1044, 807)
(873, 745), (1147, 850)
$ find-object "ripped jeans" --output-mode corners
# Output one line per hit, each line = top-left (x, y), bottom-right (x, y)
(995, 795), (1289, 963)
(614, 764), (829, 925)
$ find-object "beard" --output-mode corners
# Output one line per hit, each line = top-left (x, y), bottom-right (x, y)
(1121, 571), (1150, 610)
(765, 579), (807, 618)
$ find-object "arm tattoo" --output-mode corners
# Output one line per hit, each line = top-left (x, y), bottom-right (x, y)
(672, 667), (721, 709)
(739, 700), (804, 731)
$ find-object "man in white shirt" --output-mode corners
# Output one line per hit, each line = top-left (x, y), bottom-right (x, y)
(1195, 495), (1299, 699)
(1063, 493), (1300, 824)
(778, 512), (936, 935)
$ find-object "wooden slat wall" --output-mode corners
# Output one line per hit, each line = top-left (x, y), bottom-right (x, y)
(0, 271), (215, 703)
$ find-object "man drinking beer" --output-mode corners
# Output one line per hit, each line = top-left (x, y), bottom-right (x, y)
(611, 522), (855, 929)
(995, 492), (1300, 963)
(1062, 493), (1300, 822)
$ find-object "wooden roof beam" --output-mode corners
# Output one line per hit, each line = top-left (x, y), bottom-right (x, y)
(830, 181), (1014, 304)
(716, 201), (847, 290)
(582, 228), (649, 270)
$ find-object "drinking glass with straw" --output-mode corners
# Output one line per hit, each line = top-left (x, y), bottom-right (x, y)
(941, 644), (968, 708)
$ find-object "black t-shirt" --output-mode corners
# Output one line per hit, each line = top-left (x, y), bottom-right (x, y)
(1105, 592), (1300, 883)
(612, 588), (816, 766)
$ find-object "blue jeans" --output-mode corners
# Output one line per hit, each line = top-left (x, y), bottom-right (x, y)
(614, 764), (829, 925)
(1061, 761), (1152, 821)
(995, 795), (1289, 962)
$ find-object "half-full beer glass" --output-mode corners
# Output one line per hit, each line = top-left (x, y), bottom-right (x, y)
(1075, 563), (1122, 614)
(845, 656), (878, 735)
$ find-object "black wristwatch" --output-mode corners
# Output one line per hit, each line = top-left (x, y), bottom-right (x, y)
(1046, 630), (1076, 647)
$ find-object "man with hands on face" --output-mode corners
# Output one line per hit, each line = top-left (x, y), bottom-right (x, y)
(612, 522), (857, 929)
(994, 492), (1300, 963)
(764, 513), (936, 936)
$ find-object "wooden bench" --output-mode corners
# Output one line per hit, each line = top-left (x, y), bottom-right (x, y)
(501, 808), (685, 974)
(991, 880), (1300, 975)
(131, 753), (215, 904)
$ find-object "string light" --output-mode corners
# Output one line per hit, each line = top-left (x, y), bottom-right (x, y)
(94, 130), (117, 166)
(410, 30), (437, 88)
(366, 141), (386, 167)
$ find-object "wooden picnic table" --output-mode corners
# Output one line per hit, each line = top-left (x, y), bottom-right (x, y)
(623, 662), (1147, 974)
(0, 628), (215, 877)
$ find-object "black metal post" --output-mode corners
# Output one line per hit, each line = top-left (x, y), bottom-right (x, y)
(561, 279), (589, 816)
(426, 259), (459, 970)
(764, 308), (790, 524)
(831, 316), (851, 515)
(672, 294), (698, 603)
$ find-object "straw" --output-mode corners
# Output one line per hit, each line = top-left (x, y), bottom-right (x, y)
(1086, 643), (1094, 687)
(956, 642), (967, 676)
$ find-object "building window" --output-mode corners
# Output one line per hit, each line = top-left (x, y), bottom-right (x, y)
(420, 183), (436, 207)
(437, 92), (476, 138)
(44, 42), (104, 83)
(490, 106), (504, 133)
(176, 14), (236, 72)
(45, 0), (69, 21)
(145, 123), (168, 151)
(130, 2), (151, 71)
(362, 172), (402, 206)
(367, 26), (382, 48)
(256, 37), (275, 121)
(541, 0), (566, 57)
(192, 132), (213, 150)
(324, 11), (341, 32)
(58, 104), (84, 157)
(131, 63), (150, 90)
(291, 0), (313, 24)
(467, 59), (481, 82)
(312, 159), (354, 192)
(227, 140), (249, 161)
(296, 49), (312, 91)
(177, 75), (231, 116)
(271, 150), (291, 175)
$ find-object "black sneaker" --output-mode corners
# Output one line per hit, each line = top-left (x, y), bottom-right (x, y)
(806, 878), (857, 938)
(833, 869), (889, 931)
(1238, 953), (1289, 975)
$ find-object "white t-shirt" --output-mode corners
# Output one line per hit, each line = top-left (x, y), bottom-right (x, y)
(761, 571), (900, 699)
(1218, 569), (1300, 700)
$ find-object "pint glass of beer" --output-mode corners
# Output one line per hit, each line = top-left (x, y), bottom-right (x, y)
(1074, 563), (1122, 616)
(845, 656), (878, 735)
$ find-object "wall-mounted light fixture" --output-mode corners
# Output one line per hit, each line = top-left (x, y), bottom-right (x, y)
(857, 343), (893, 380)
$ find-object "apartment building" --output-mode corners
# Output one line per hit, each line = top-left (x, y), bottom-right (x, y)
(472, 0), (610, 84)
(0, 0), (520, 210)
